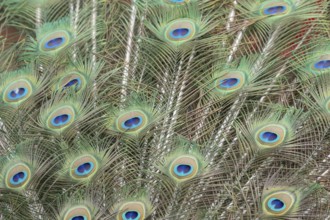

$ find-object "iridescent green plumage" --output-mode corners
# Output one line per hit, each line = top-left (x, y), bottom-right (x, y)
(297, 42), (330, 76)
(51, 58), (104, 94)
(51, 195), (104, 220)
(23, 15), (96, 64)
(301, 74), (330, 125)
(203, 57), (256, 99)
(239, 0), (323, 25)
(110, 194), (153, 220)
(146, 5), (216, 47)
(0, 0), (330, 219)
(237, 106), (305, 150)
(0, 140), (51, 192)
(0, 66), (44, 108)
(260, 173), (322, 219)
(105, 93), (161, 137)
(56, 138), (112, 184)
(37, 94), (97, 138)
(157, 139), (207, 184)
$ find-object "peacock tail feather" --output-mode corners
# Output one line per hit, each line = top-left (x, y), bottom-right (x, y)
(0, 0), (330, 219)
(0, 66), (46, 109)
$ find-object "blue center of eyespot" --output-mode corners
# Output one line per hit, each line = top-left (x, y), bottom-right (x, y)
(170, 28), (190, 39)
(314, 60), (330, 69)
(267, 198), (286, 212)
(123, 211), (140, 220)
(51, 114), (71, 127)
(122, 116), (143, 130)
(45, 37), (65, 49)
(170, 0), (184, 2)
(10, 171), (27, 185)
(63, 78), (81, 91)
(264, 6), (286, 15)
(219, 78), (240, 89)
(174, 164), (193, 177)
(259, 131), (279, 143)
(8, 88), (28, 100)
(75, 162), (94, 176)
(71, 216), (86, 220)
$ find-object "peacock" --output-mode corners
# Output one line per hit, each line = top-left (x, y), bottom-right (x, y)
(0, 0), (330, 219)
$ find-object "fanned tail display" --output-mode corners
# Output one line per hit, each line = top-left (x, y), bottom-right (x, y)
(0, 0), (330, 219)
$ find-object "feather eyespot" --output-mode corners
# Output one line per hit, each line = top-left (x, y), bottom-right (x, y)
(11, 171), (27, 184)
(174, 164), (193, 177)
(3, 79), (33, 103)
(164, 0), (187, 4)
(52, 114), (71, 127)
(263, 191), (295, 216)
(70, 155), (98, 180)
(307, 54), (330, 74)
(71, 216), (86, 220)
(45, 37), (65, 49)
(47, 106), (75, 130)
(122, 211), (140, 220)
(75, 162), (94, 176)
(122, 116), (143, 130)
(39, 30), (71, 52)
(58, 73), (85, 92)
(170, 28), (190, 39)
(117, 111), (148, 133)
(219, 78), (240, 89)
(215, 71), (246, 93)
(63, 206), (91, 220)
(5, 163), (31, 189)
(267, 198), (286, 212)
(263, 6), (287, 15)
(260, 1), (291, 17)
(255, 124), (287, 148)
(314, 60), (330, 69)
(169, 155), (199, 181)
(165, 19), (196, 44)
(117, 202), (146, 220)
(64, 79), (80, 89)
(259, 131), (279, 143)
(8, 88), (28, 100)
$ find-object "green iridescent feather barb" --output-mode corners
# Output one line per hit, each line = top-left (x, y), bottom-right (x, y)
(0, 0), (330, 219)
